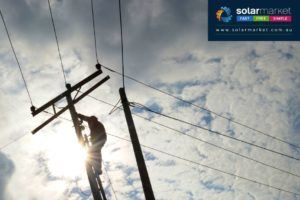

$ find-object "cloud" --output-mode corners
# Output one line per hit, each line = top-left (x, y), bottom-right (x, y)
(287, 94), (300, 133)
(206, 57), (222, 64)
(0, 152), (15, 200)
(168, 53), (199, 64)
(200, 180), (233, 193)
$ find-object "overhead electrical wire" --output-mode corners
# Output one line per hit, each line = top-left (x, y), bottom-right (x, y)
(2, 99), (299, 197)
(130, 102), (300, 162)
(100, 65), (300, 149)
(107, 132), (300, 197)
(90, 0), (99, 63)
(81, 95), (300, 179)
(133, 111), (300, 178)
(108, 98), (121, 115)
(1, 0), (295, 153)
(0, 9), (34, 106)
(0, 133), (28, 151)
(47, 0), (67, 84)
(103, 163), (119, 200)
(0, 114), (117, 199)
(0, 110), (69, 151)
(46, 108), (300, 197)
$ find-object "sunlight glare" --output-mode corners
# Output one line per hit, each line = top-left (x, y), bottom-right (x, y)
(46, 131), (87, 178)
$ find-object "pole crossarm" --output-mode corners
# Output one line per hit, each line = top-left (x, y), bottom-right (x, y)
(31, 74), (110, 134)
(31, 69), (103, 116)
(31, 66), (109, 199)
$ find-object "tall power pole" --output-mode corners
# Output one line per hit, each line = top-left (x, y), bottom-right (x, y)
(119, 87), (155, 200)
(31, 66), (109, 200)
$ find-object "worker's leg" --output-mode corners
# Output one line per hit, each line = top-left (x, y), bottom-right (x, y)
(91, 139), (106, 174)
(93, 151), (102, 175)
(89, 145), (101, 174)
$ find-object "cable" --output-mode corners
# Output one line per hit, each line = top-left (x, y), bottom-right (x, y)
(107, 132), (300, 197)
(0, 110), (71, 151)
(43, 110), (72, 122)
(131, 112), (300, 178)
(47, 0), (67, 84)
(11, 104), (298, 197)
(82, 96), (300, 179)
(0, 9), (34, 106)
(101, 65), (300, 149)
(130, 102), (300, 162)
(90, 0), (99, 63)
(4, 102), (298, 197)
(118, 0), (125, 88)
(103, 163), (118, 200)
(0, 133), (28, 151)
(108, 98), (121, 115)
(34, 100), (300, 196)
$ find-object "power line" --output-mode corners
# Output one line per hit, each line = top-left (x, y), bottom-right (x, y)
(3, 100), (300, 197)
(0, 114), (118, 198)
(101, 65), (300, 149)
(0, 108), (300, 199)
(118, 0), (125, 88)
(0, 133), (28, 151)
(82, 96), (300, 179)
(90, 0), (99, 63)
(0, 9), (33, 106)
(0, 110), (70, 151)
(6, 104), (298, 197)
(130, 102), (300, 162)
(4, 98), (297, 197)
(43, 110), (72, 122)
(132, 114), (300, 178)
(103, 163), (118, 200)
(108, 98), (121, 115)
(0, 110), (74, 150)
(47, 0), (67, 84)
(107, 132), (300, 197)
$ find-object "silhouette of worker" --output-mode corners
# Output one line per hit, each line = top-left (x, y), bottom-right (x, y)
(77, 113), (107, 174)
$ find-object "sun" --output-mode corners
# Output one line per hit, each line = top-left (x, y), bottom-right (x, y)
(45, 129), (88, 179)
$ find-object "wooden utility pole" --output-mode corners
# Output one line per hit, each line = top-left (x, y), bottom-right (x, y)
(119, 87), (155, 200)
(31, 65), (109, 200)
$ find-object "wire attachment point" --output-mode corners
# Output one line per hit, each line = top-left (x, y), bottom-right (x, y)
(66, 83), (71, 90)
(30, 106), (36, 113)
(96, 63), (102, 70)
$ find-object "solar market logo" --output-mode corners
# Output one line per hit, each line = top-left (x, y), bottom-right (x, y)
(216, 7), (233, 22)
(236, 7), (292, 22)
(209, 0), (300, 41)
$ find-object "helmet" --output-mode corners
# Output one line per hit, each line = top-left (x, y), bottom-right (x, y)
(90, 116), (98, 121)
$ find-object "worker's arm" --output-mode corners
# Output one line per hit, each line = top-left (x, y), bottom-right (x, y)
(77, 113), (89, 121)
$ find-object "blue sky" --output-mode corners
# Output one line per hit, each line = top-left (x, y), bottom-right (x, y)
(0, 0), (300, 199)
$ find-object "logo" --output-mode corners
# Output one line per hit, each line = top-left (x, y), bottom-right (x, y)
(216, 7), (233, 22)
(209, 0), (300, 41)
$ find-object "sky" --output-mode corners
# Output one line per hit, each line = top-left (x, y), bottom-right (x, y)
(0, 0), (300, 199)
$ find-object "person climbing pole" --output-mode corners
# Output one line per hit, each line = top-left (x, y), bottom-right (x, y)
(77, 113), (107, 174)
